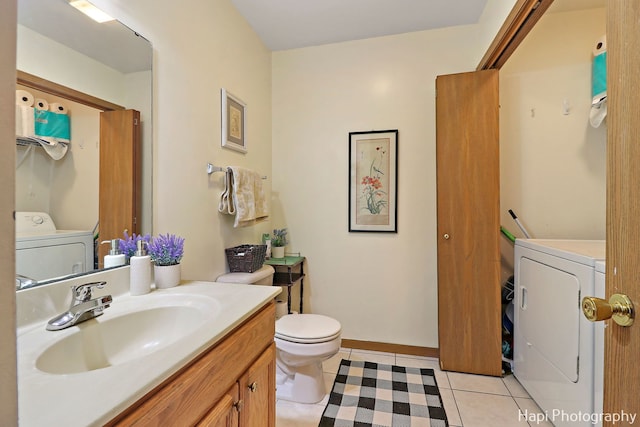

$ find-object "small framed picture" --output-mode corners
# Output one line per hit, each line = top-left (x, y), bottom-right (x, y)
(221, 88), (247, 153)
(349, 129), (398, 233)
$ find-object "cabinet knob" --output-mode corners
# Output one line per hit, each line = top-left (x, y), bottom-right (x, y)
(443, 233), (450, 240)
(248, 382), (258, 392)
(233, 399), (244, 411)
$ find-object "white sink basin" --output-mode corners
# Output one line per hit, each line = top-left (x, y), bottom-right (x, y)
(17, 279), (281, 427)
(36, 305), (208, 374)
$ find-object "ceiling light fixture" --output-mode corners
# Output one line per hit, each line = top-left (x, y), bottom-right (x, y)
(68, 0), (115, 23)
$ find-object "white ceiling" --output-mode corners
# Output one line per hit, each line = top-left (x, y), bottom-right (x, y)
(231, 0), (489, 51)
(16, 0), (607, 70)
(232, 0), (607, 51)
(17, 0), (151, 74)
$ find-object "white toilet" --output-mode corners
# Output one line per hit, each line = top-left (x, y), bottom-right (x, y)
(217, 265), (342, 404)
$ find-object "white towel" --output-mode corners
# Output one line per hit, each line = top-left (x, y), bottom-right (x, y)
(218, 166), (268, 228)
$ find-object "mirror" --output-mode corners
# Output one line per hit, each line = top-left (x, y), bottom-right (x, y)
(15, 0), (152, 288)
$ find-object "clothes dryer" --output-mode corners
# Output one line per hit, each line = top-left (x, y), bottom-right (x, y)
(15, 212), (93, 282)
(514, 239), (605, 427)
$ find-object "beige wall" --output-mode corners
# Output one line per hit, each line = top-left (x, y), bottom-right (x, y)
(272, 25), (493, 348)
(90, 0), (273, 280)
(17, 25), (127, 106)
(1, 0), (18, 424)
(500, 7), (607, 239)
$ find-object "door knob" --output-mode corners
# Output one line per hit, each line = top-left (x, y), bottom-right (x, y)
(581, 294), (634, 327)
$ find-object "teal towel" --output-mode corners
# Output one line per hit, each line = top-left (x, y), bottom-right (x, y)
(592, 51), (607, 99)
(34, 109), (70, 142)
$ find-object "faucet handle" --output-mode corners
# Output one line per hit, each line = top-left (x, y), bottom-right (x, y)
(71, 281), (107, 303)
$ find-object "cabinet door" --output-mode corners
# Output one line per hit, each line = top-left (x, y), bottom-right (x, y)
(98, 109), (141, 266)
(239, 343), (276, 427)
(197, 383), (239, 427)
(436, 70), (502, 376)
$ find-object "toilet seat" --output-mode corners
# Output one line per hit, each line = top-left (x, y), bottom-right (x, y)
(275, 314), (342, 344)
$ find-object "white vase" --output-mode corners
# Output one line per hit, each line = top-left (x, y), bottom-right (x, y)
(272, 246), (285, 259)
(154, 263), (181, 289)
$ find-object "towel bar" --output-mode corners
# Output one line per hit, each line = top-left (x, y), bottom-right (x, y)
(207, 163), (267, 179)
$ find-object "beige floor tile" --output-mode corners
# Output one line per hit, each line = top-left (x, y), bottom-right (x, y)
(439, 387), (463, 426)
(276, 400), (326, 427)
(515, 397), (554, 426)
(503, 374), (530, 398)
(348, 349), (396, 365)
(454, 390), (529, 427)
(448, 371), (510, 395)
(396, 355), (450, 389)
(322, 350), (350, 374)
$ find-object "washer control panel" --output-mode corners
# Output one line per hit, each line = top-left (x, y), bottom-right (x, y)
(16, 212), (57, 234)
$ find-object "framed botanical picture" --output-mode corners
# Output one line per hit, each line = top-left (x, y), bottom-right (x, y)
(221, 88), (247, 153)
(349, 129), (398, 232)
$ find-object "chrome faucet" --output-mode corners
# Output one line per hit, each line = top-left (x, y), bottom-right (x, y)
(46, 281), (113, 331)
(16, 274), (37, 290)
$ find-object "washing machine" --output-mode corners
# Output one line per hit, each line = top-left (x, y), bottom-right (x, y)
(514, 239), (605, 427)
(16, 212), (94, 283)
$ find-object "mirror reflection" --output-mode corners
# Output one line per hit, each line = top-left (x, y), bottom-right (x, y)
(15, 0), (152, 289)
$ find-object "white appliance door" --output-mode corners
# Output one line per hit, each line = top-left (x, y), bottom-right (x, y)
(16, 242), (88, 281)
(519, 257), (581, 382)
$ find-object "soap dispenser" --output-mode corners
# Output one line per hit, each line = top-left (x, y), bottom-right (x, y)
(101, 239), (126, 268)
(130, 239), (151, 296)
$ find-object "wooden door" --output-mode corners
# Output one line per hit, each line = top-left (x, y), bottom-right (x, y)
(239, 343), (276, 427)
(98, 109), (141, 265)
(603, 1), (640, 423)
(197, 383), (239, 427)
(436, 70), (502, 376)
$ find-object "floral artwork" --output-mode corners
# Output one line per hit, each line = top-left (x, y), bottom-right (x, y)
(349, 130), (398, 232)
(358, 141), (389, 218)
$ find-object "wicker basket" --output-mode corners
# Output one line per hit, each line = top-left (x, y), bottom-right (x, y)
(225, 244), (267, 273)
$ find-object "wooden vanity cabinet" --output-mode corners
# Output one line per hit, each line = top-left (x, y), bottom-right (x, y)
(198, 383), (239, 427)
(106, 302), (276, 427)
(199, 344), (276, 427)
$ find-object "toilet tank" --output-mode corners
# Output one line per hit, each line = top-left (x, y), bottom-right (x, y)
(216, 265), (274, 285)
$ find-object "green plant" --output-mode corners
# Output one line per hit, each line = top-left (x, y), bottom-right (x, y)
(272, 228), (288, 247)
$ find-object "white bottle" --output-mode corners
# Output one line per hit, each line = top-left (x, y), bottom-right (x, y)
(101, 239), (126, 268)
(130, 240), (151, 296)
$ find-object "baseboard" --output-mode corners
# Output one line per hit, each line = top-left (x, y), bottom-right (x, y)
(341, 339), (439, 358)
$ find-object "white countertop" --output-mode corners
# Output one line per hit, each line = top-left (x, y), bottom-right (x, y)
(17, 270), (280, 427)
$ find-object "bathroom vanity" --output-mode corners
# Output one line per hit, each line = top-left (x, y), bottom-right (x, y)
(17, 267), (280, 427)
(107, 303), (276, 426)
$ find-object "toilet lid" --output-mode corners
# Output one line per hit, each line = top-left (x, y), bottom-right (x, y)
(275, 314), (341, 344)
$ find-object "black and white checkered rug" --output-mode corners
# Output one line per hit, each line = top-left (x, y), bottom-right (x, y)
(319, 359), (449, 427)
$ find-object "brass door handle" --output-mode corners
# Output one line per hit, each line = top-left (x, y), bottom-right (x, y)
(581, 294), (635, 327)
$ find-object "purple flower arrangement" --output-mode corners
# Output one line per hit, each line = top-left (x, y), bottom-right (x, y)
(118, 231), (151, 261)
(148, 233), (185, 266)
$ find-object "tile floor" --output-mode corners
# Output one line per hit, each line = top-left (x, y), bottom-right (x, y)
(276, 347), (552, 427)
